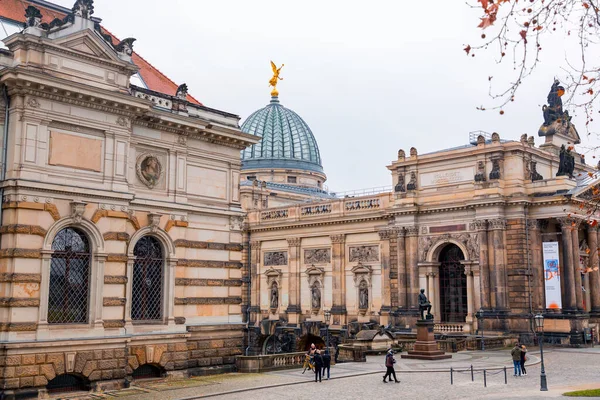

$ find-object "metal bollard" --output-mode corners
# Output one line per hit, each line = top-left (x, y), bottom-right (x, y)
(504, 366), (507, 384)
(450, 367), (453, 385)
(483, 369), (487, 387)
(471, 365), (474, 382)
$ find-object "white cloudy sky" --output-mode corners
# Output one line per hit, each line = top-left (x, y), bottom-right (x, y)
(51, 0), (600, 192)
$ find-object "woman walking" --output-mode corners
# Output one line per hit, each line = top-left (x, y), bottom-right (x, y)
(520, 344), (528, 376)
(383, 348), (400, 383)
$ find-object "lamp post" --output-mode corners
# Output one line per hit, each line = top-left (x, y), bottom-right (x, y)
(324, 309), (331, 349)
(534, 314), (548, 391)
(476, 308), (485, 351)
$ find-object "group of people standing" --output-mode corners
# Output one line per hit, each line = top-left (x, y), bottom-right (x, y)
(510, 343), (528, 377)
(307, 343), (331, 382)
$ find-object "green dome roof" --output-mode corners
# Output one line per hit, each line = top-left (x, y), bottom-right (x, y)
(241, 96), (323, 174)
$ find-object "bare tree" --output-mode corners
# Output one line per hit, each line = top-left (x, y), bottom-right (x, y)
(465, 0), (600, 132)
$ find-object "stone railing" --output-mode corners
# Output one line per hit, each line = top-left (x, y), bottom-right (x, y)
(235, 351), (306, 373)
(260, 209), (288, 221)
(344, 198), (380, 211)
(301, 203), (332, 216)
(434, 323), (468, 333)
(248, 192), (390, 226)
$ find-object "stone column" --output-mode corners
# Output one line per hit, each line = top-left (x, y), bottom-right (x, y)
(286, 237), (301, 323)
(489, 219), (508, 310)
(527, 219), (545, 311)
(465, 266), (474, 328)
(405, 226), (420, 312)
(396, 228), (407, 310)
(249, 240), (262, 324)
(571, 220), (584, 311)
(591, 227), (600, 316)
(474, 220), (491, 309)
(378, 229), (392, 324)
(558, 218), (576, 311)
(330, 234), (347, 325)
(426, 271), (437, 317)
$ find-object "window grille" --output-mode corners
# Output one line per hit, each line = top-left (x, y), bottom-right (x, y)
(132, 236), (163, 321)
(48, 228), (91, 324)
(439, 244), (468, 323)
(47, 374), (89, 393)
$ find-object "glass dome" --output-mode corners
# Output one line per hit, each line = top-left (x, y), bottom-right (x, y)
(241, 96), (323, 174)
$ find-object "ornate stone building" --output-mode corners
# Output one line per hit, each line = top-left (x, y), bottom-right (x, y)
(244, 84), (600, 352)
(0, 0), (257, 396)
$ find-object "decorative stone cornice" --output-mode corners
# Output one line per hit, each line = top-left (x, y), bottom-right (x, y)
(287, 237), (301, 247)
(174, 297), (242, 305)
(405, 226), (419, 236)
(487, 219), (507, 230)
(177, 259), (242, 269)
(330, 234), (346, 244)
(174, 239), (242, 251)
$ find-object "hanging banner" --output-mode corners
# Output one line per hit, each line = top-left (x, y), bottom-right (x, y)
(543, 242), (562, 309)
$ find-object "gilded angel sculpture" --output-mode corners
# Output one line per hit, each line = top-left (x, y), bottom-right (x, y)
(269, 61), (284, 96)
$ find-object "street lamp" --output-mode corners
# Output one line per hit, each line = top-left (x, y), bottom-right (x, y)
(324, 309), (331, 349)
(534, 314), (548, 392)
(476, 308), (485, 351)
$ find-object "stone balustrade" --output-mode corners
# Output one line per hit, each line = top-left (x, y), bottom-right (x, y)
(434, 323), (469, 333)
(235, 351), (307, 373)
(250, 193), (390, 224)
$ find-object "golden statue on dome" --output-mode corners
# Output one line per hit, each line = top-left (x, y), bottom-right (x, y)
(269, 61), (284, 96)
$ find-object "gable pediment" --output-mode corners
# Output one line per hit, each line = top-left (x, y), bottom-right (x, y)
(51, 29), (121, 63)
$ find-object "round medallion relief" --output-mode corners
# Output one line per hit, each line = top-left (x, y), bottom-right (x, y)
(136, 153), (163, 189)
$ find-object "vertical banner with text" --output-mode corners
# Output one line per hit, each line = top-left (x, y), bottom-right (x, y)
(543, 242), (562, 309)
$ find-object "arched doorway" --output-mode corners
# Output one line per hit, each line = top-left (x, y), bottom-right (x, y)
(298, 333), (325, 351)
(438, 244), (467, 323)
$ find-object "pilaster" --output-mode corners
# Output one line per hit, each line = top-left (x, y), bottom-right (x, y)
(330, 234), (347, 325)
(286, 237), (302, 322)
(558, 218), (577, 311)
(405, 226), (419, 311)
(488, 218), (508, 310)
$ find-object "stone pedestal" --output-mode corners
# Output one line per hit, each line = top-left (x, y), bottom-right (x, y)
(401, 320), (452, 360)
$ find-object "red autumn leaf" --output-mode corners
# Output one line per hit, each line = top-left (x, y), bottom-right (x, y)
(519, 30), (527, 41)
(479, 0), (489, 9)
(584, 2), (590, 9)
(478, 16), (495, 29)
(591, 220), (598, 227)
(464, 45), (472, 55)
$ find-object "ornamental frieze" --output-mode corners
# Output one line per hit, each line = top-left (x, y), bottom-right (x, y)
(349, 245), (379, 262)
(419, 233), (479, 262)
(304, 248), (331, 264)
(264, 251), (288, 266)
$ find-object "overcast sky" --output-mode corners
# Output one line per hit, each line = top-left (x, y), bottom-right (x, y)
(51, 0), (600, 192)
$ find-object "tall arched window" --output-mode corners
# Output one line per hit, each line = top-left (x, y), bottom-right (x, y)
(48, 228), (91, 324)
(132, 236), (163, 321)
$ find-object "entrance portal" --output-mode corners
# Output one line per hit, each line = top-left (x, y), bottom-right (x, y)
(438, 244), (467, 323)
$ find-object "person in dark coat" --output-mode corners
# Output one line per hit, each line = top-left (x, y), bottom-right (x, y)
(322, 348), (331, 380)
(383, 348), (399, 383)
(520, 344), (528, 376)
(313, 349), (324, 382)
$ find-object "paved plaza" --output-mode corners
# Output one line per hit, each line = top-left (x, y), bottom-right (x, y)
(58, 348), (600, 400)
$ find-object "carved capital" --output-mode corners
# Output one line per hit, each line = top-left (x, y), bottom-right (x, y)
(250, 240), (261, 250)
(527, 219), (544, 231)
(396, 228), (406, 238)
(558, 217), (580, 229)
(330, 234), (346, 244)
(487, 219), (506, 230)
(287, 237), (301, 247)
(587, 222), (599, 233)
(405, 226), (419, 237)
(473, 219), (488, 231)
(378, 229), (392, 240)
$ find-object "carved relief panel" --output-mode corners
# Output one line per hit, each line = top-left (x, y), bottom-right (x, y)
(348, 245), (379, 262)
(304, 248), (331, 264)
(264, 251), (288, 266)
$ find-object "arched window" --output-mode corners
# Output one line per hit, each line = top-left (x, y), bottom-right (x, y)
(132, 236), (163, 321)
(48, 228), (91, 324)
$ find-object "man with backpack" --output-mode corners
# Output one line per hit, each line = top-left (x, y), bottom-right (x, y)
(383, 348), (400, 383)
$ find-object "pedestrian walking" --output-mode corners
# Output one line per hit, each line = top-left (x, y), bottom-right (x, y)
(322, 348), (331, 380)
(520, 344), (528, 376)
(511, 342), (522, 377)
(382, 348), (400, 383)
(313, 349), (324, 382)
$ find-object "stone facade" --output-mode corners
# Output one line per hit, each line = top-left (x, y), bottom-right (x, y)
(0, 1), (256, 396)
(246, 132), (600, 349)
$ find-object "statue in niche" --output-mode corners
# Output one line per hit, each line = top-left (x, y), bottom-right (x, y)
(474, 161), (486, 182)
(270, 283), (279, 309)
(489, 159), (501, 180)
(530, 161), (543, 181)
(557, 144), (575, 178)
(311, 283), (321, 309)
(406, 172), (417, 191)
(359, 281), (369, 310)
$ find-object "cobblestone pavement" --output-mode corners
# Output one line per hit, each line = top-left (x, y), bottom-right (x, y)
(59, 349), (599, 400)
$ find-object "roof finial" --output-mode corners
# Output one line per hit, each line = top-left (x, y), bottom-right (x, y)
(269, 61), (284, 97)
